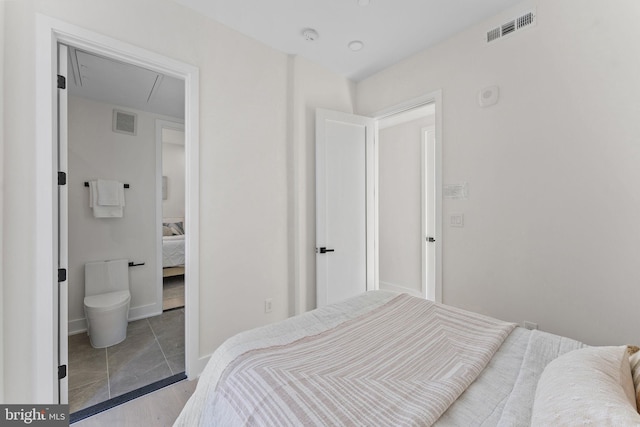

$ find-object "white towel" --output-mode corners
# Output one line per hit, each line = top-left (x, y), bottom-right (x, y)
(89, 180), (125, 218)
(97, 179), (121, 206)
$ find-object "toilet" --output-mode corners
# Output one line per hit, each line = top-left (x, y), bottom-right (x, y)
(84, 259), (131, 348)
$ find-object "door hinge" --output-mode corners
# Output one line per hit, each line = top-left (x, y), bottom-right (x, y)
(57, 171), (67, 186)
(57, 75), (66, 89)
(58, 365), (67, 380)
(58, 268), (67, 282)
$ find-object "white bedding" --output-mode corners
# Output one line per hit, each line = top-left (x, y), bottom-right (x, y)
(174, 291), (586, 426)
(163, 234), (185, 267)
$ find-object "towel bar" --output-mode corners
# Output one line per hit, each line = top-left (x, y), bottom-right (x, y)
(84, 182), (130, 188)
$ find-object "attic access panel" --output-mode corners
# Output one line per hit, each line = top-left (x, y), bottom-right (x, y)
(66, 47), (185, 119)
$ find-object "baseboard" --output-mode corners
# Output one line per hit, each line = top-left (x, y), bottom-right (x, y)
(68, 302), (162, 336)
(68, 318), (88, 335)
(379, 281), (423, 298)
(128, 302), (162, 322)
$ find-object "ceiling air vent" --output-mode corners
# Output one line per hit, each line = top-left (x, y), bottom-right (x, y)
(486, 9), (536, 44)
(113, 109), (137, 136)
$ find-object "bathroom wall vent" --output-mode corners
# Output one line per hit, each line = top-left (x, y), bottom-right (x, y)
(113, 109), (137, 136)
(486, 9), (536, 44)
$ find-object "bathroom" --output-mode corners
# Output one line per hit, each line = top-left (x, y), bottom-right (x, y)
(64, 46), (186, 416)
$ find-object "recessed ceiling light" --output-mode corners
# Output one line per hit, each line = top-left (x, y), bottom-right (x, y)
(302, 28), (319, 42)
(348, 40), (364, 51)
(358, 0), (370, 6)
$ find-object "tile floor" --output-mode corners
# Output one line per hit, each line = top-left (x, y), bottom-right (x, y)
(69, 306), (185, 414)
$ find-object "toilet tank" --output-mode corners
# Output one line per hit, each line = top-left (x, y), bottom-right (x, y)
(85, 259), (130, 297)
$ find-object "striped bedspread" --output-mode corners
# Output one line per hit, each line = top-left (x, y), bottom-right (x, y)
(209, 294), (515, 426)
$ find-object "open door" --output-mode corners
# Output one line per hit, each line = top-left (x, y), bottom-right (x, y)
(57, 43), (69, 404)
(315, 109), (375, 307)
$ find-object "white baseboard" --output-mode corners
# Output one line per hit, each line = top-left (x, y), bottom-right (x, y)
(68, 302), (162, 336)
(68, 318), (88, 335)
(128, 302), (162, 322)
(379, 281), (423, 298)
(189, 355), (211, 380)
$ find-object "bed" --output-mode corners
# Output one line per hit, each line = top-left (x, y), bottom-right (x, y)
(174, 291), (640, 426)
(162, 219), (185, 269)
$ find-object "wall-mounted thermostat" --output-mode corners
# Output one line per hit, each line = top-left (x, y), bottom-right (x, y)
(478, 85), (499, 107)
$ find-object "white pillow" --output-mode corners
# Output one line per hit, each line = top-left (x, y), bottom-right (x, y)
(531, 346), (640, 426)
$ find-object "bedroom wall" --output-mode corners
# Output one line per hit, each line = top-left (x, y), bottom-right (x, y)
(357, 0), (640, 346)
(67, 96), (181, 333)
(162, 132), (185, 219)
(2, 0), (292, 402)
(378, 115), (434, 297)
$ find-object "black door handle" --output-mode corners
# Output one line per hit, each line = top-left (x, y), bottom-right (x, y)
(426, 237), (436, 243)
(318, 247), (335, 254)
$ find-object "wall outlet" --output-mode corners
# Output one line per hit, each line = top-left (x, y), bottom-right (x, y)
(523, 321), (538, 330)
(264, 298), (273, 313)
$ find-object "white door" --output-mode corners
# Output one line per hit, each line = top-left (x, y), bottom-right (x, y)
(57, 43), (69, 403)
(316, 109), (375, 307)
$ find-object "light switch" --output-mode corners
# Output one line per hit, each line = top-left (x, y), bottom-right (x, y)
(450, 213), (464, 227)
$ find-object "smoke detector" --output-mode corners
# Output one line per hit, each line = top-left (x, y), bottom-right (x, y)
(348, 40), (365, 51)
(302, 28), (319, 42)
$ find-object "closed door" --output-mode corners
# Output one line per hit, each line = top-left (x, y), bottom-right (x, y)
(315, 109), (375, 307)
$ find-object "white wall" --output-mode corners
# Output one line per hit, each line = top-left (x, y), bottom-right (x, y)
(3, 0), (291, 402)
(67, 96), (180, 333)
(2, 0), (355, 403)
(162, 139), (185, 219)
(378, 115), (434, 296)
(357, 0), (640, 346)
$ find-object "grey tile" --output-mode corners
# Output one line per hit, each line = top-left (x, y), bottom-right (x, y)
(69, 333), (105, 363)
(69, 377), (110, 413)
(68, 333), (108, 390)
(69, 310), (185, 410)
(166, 351), (185, 374)
(109, 358), (173, 398)
(107, 327), (159, 373)
(148, 311), (185, 358)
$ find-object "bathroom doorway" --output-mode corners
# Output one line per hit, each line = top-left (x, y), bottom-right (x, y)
(158, 120), (186, 313)
(63, 44), (188, 417)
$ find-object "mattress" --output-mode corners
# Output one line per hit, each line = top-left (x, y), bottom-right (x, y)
(162, 234), (185, 267)
(174, 291), (586, 426)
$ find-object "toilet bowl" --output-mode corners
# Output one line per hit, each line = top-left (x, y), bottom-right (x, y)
(84, 259), (131, 348)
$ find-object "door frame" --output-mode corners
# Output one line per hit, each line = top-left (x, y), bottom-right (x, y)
(155, 119), (185, 313)
(372, 91), (443, 303)
(35, 14), (200, 403)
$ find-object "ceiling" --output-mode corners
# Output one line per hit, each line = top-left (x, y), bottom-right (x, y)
(172, 0), (525, 81)
(67, 47), (185, 119)
(67, 1), (524, 117)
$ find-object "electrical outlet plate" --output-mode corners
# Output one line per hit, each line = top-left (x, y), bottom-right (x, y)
(450, 213), (464, 227)
(265, 298), (273, 313)
(523, 321), (538, 330)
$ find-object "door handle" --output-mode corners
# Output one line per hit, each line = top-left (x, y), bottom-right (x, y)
(426, 237), (436, 243)
(317, 247), (335, 254)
